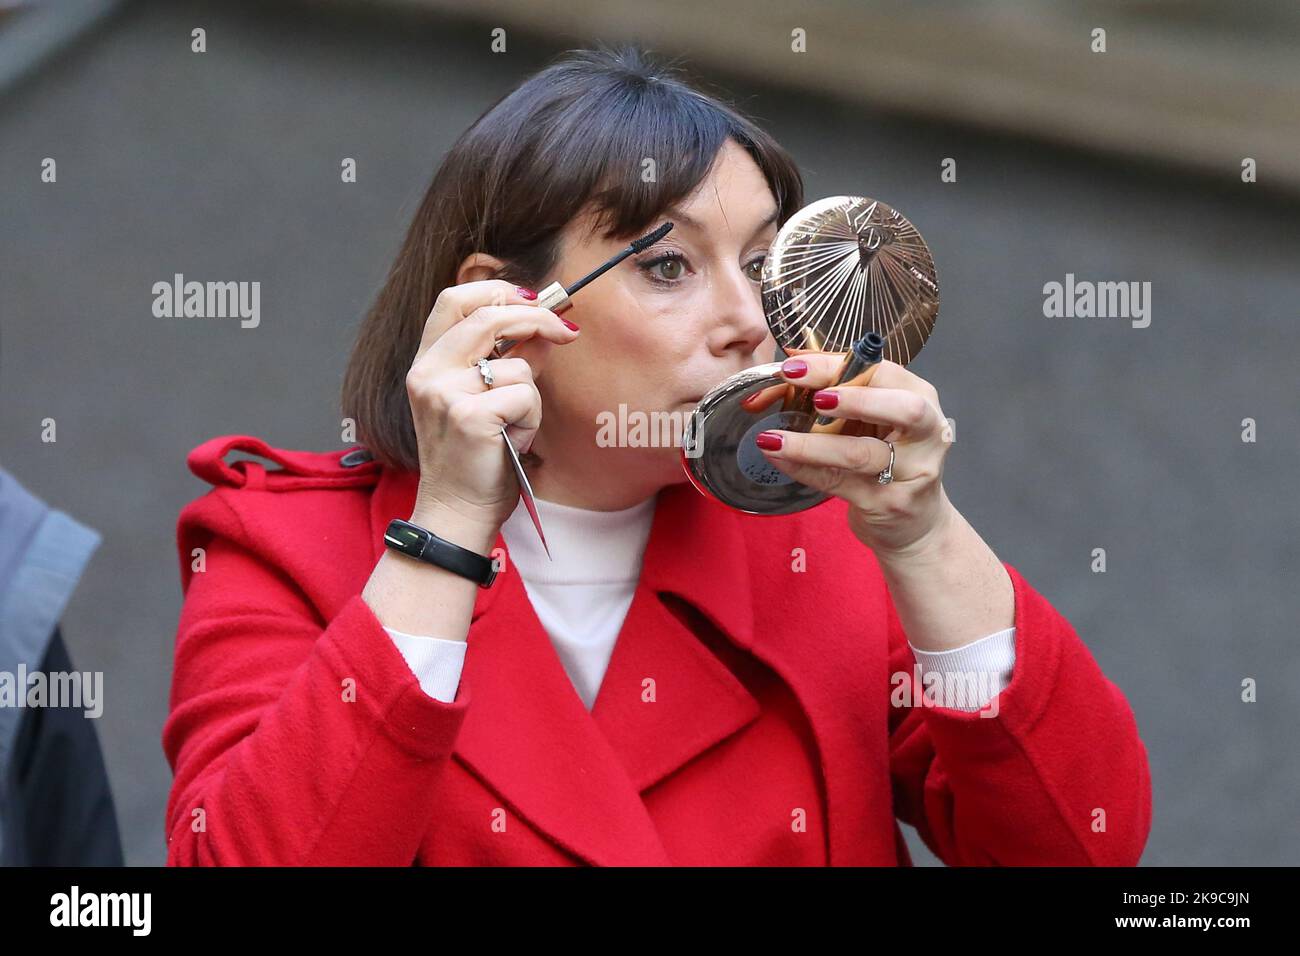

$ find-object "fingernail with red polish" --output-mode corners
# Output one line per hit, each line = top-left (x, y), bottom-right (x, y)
(562, 318), (580, 331)
(755, 432), (783, 451)
(813, 390), (838, 409)
(517, 287), (537, 300)
(780, 358), (807, 378)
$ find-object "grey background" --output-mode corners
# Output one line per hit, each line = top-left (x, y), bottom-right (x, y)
(1, 0), (1296, 866)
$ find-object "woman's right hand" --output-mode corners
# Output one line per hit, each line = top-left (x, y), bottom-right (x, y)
(403, 279), (580, 536)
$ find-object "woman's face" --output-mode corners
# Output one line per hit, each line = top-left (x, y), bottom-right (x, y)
(529, 139), (782, 506)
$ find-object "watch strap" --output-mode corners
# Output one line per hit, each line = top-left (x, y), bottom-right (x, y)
(384, 518), (498, 588)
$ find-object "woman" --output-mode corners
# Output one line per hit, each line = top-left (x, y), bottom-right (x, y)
(163, 45), (1151, 866)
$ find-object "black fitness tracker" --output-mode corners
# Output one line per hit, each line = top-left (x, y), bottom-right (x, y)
(383, 518), (498, 589)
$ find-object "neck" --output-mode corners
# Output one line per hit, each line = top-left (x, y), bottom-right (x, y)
(529, 464), (663, 511)
(526, 442), (678, 511)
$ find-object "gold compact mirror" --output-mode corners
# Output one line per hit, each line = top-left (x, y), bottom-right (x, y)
(682, 195), (940, 515)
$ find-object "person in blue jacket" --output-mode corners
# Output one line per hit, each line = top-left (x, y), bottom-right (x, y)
(0, 464), (122, 866)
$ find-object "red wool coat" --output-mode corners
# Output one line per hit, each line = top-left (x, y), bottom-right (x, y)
(162, 434), (1152, 866)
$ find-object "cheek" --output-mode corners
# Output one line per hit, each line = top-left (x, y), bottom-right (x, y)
(541, 347), (658, 426)
(554, 282), (708, 414)
(599, 306), (694, 392)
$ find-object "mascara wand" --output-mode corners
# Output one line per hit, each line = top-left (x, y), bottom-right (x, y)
(490, 221), (673, 357)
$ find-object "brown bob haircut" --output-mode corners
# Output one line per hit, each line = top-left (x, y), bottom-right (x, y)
(341, 43), (805, 472)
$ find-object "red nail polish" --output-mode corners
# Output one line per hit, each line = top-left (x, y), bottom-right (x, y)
(781, 358), (807, 378)
(517, 287), (537, 300)
(562, 318), (580, 331)
(813, 390), (838, 409)
(755, 432), (783, 451)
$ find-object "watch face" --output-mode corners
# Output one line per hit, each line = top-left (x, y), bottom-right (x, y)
(384, 521), (427, 555)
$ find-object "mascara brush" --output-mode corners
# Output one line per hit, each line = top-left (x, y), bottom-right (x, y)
(491, 220), (673, 357)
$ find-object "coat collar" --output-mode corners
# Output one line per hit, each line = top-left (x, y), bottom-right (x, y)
(369, 468), (762, 866)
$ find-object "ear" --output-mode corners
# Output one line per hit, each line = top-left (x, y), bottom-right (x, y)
(455, 252), (510, 287)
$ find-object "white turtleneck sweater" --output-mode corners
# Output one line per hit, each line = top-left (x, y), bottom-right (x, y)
(383, 495), (1017, 712)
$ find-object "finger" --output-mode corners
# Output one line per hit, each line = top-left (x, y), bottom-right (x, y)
(437, 357), (535, 398)
(415, 280), (536, 363)
(777, 354), (931, 396)
(423, 303), (578, 374)
(448, 381), (542, 440)
(808, 385), (942, 439)
(753, 429), (895, 489)
(490, 335), (557, 383)
(858, 359), (939, 398)
(406, 358), (540, 447)
(739, 381), (796, 414)
(774, 351), (861, 388)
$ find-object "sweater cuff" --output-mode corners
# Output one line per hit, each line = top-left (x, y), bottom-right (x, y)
(383, 627), (468, 704)
(907, 626), (1017, 712)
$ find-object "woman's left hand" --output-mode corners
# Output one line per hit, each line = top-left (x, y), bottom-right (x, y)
(747, 354), (956, 558)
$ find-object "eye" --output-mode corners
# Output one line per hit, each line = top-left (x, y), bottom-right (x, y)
(655, 256), (685, 281)
(637, 251), (689, 284)
(744, 256), (766, 282)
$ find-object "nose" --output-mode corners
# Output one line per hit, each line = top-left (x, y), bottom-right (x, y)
(708, 262), (770, 360)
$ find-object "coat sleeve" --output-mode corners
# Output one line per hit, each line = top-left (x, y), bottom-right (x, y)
(886, 562), (1152, 865)
(162, 490), (471, 866)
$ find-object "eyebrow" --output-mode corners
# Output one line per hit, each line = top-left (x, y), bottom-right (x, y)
(662, 204), (781, 243)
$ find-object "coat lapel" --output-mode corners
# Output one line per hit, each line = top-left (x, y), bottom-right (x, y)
(368, 469), (761, 866)
(627, 485), (889, 866)
(716, 494), (894, 866)
(589, 484), (762, 793)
